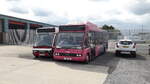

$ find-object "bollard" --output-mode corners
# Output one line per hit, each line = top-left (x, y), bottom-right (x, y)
(149, 45), (150, 55)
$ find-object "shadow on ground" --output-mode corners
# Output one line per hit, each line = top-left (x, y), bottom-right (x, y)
(19, 54), (53, 61)
(54, 52), (120, 74)
(19, 51), (120, 74)
(19, 51), (146, 74)
(89, 52), (120, 74)
(117, 53), (146, 61)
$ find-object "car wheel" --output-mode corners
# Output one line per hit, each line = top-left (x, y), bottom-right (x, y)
(115, 51), (120, 56)
(131, 51), (136, 58)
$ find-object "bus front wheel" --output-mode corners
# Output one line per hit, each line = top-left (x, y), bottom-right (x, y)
(34, 55), (39, 59)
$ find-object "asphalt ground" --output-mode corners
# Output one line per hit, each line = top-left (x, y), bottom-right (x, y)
(0, 46), (108, 84)
(103, 41), (150, 84)
(0, 40), (150, 84)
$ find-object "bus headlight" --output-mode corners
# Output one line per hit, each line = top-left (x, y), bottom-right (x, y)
(55, 53), (60, 56)
(76, 54), (82, 57)
(33, 50), (38, 53)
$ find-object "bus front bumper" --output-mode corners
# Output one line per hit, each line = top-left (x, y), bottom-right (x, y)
(53, 56), (85, 62)
(32, 48), (53, 57)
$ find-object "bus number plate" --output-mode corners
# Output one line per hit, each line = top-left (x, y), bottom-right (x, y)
(64, 57), (72, 60)
(40, 53), (45, 56)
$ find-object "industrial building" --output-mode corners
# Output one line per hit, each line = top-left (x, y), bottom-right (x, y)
(0, 14), (54, 45)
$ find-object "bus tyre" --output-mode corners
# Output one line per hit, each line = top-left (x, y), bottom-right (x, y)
(34, 56), (39, 59)
(115, 51), (120, 57)
(131, 51), (136, 58)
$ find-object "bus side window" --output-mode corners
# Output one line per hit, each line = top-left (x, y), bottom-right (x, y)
(88, 32), (94, 47)
(84, 37), (89, 48)
(99, 32), (103, 44)
(92, 32), (96, 45)
(88, 32), (92, 43)
(96, 32), (99, 45)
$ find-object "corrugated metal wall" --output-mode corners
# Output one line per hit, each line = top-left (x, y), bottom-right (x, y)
(0, 17), (51, 45)
(0, 20), (2, 32)
(6, 28), (36, 45)
(28, 29), (36, 45)
(0, 20), (3, 43)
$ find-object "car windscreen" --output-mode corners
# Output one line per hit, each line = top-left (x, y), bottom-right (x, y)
(119, 41), (133, 45)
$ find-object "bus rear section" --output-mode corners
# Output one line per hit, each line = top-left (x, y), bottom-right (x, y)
(32, 27), (58, 58)
(53, 22), (108, 63)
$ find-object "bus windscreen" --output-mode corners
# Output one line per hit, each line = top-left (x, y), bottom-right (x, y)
(35, 33), (54, 46)
(56, 32), (84, 49)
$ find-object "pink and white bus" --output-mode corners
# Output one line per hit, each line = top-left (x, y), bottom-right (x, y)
(53, 22), (108, 63)
(32, 27), (59, 58)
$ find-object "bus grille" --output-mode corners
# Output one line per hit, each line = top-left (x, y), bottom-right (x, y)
(59, 53), (77, 57)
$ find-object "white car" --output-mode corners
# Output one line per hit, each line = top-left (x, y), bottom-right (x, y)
(115, 39), (136, 57)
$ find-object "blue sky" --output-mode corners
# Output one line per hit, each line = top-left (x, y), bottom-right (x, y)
(1, 0), (150, 33)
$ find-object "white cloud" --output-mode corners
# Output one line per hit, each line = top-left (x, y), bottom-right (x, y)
(0, 0), (150, 30)
(9, 6), (29, 14)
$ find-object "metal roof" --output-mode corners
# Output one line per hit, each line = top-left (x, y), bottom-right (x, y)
(0, 14), (55, 27)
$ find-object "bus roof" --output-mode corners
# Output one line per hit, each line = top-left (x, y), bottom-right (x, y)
(60, 21), (106, 32)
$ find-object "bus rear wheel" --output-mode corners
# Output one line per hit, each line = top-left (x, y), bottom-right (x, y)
(103, 47), (106, 54)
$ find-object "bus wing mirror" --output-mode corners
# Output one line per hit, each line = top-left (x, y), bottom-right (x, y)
(88, 33), (92, 37)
